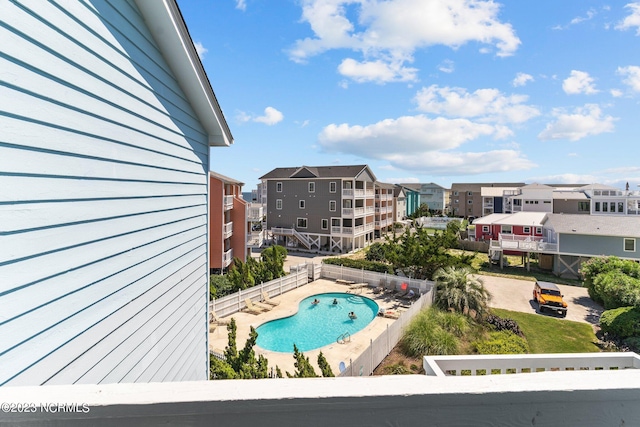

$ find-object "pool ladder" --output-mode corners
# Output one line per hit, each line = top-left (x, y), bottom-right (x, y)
(337, 331), (351, 344)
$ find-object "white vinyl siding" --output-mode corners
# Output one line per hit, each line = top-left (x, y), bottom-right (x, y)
(0, 0), (211, 386)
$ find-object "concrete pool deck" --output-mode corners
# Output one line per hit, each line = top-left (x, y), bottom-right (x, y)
(208, 278), (406, 376)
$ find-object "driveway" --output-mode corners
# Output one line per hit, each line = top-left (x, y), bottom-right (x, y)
(477, 274), (603, 326)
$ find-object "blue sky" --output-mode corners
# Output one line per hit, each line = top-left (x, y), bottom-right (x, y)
(178, 0), (640, 191)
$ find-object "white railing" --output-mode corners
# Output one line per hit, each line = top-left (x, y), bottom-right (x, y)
(224, 195), (234, 210)
(496, 234), (558, 252)
(332, 226), (353, 235)
(223, 248), (233, 267)
(248, 206), (263, 220)
(342, 188), (353, 197)
(354, 189), (365, 197)
(365, 223), (375, 231)
(223, 221), (233, 239)
(354, 207), (365, 216)
(354, 225), (365, 234)
(366, 206), (375, 214)
(342, 208), (353, 216)
(247, 230), (265, 247)
(366, 189), (374, 196)
(424, 353), (640, 377)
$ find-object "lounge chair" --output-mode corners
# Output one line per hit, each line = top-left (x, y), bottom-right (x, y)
(244, 298), (270, 314)
(384, 281), (397, 295)
(383, 310), (401, 319)
(209, 310), (230, 326)
(261, 290), (280, 306)
(347, 282), (366, 293)
(373, 280), (386, 294)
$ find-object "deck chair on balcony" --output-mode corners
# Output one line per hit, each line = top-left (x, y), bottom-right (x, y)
(261, 290), (280, 307)
(244, 298), (270, 314)
(209, 310), (230, 326)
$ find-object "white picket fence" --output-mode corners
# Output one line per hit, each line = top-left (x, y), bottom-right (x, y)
(321, 263), (433, 294)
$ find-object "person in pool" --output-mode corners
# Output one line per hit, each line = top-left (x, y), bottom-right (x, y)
(348, 311), (357, 319)
(312, 298), (320, 305)
(332, 298), (338, 305)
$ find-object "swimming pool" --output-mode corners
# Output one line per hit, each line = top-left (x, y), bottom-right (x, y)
(255, 292), (379, 352)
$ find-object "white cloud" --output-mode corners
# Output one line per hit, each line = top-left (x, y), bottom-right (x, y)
(317, 114), (535, 175)
(413, 85), (540, 124)
(193, 41), (208, 59)
(610, 88), (624, 97)
(338, 58), (418, 83)
(235, 0), (247, 11)
(254, 107), (284, 125)
(617, 65), (640, 92)
(538, 104), (616, 141)
(512, 72), (534, 87)
(289, 0), (520, 83)
(438, 59), (455, 73)
(562, 70), (599, 95)
(553, 8), (596, 30)
(616, 2), (640, 35)
(526, 173), (596, 184)
(236, 107), (284, 125)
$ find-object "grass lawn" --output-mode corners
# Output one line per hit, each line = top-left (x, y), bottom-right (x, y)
(492, 308), (600, 353)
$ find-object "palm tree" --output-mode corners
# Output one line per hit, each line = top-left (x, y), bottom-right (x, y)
(433, 266), (491, 318)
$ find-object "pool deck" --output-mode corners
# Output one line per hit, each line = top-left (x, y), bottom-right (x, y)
(208, 278), (407, 376)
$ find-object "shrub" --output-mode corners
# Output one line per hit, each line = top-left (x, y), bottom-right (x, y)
(322, 257), (394, 274)
(592, 270), (640, 309)
(600, 306), (640, 339)
(365, 242), (388, 262)
(473, 330), (529, 355)
(485, 314), (523, 337)
(580, 256), (640, 303)
(400, 308), (469, 357)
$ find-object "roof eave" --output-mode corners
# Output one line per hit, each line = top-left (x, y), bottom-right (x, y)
(135, 0), (233, 147)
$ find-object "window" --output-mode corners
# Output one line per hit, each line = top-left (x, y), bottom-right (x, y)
(535, 227), (542, 234)
(321, 219), (328, 230)
(308, 182), (315, 193)
(299, 200), (305, 209)
(329, 200), (336, 211)
(482, 226), (489, 233)
(624, 238), (636, 252)
(523, 226), (531, 233)
(454, 199), (459, 204)
(453, 191), (459, 196)
(610, 202), (616, 213)
(276, 199), (282, 210)
(276, 182), (282, 192)
(330, 181), (337, 193)
(468, 200), (473, 204)
(467, 191), (473, 196)
(297, 218), (307, 228)
(513, 199), (522, 206)
(602, 202), (608, 212)
(618, 202), (624, 213)
(501, 225), (512, 234)
(595, 202), (601, 212)
(578, 201), (589, 212)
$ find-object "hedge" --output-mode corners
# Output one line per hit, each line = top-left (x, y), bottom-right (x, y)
(600, 306), (640, 339)
(473, 330), (529, 355)
(322, 257), (394, 274)
(591, 270), (640, 309)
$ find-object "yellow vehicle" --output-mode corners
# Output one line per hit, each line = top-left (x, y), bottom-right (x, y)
(533, 281), (567, 317)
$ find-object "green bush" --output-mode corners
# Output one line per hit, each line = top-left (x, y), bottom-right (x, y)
(400, 308), (469, 357)
(580, 256), (640, 303)
(473, 330), (529, 355)
(592, 270), (640, 309)
(322, 257), (394, 274)
(600, 306), (640, 338)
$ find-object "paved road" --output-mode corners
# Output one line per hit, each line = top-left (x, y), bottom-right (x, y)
(477, 274), (603, 326)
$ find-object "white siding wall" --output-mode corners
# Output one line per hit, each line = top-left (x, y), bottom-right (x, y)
(0, 0), (210, 385)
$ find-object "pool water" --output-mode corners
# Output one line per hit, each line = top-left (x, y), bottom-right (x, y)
(255, 293), (379, 352)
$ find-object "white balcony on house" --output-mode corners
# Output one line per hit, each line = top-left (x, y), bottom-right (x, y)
(365, 222), (375, 231)
(331, 226), (353, 235)
(223, 221), (233, 239)
(491, 233), (558, 253)
(366, 189), (374, 197)
(222, 248), (233, 267)
(248, 205), (263, 221)
(366, 206), (375, 214)
(354, 189), (366, 198)
(342, 188), (353, 197)
(247, 230), (265, 247)
(3, 363), (640, 426)
(223, 195), (234, 211)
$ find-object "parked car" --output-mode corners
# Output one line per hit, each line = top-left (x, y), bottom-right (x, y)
(533, 281), (567, 317)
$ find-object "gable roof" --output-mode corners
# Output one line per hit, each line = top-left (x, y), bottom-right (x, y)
(136, 0), (233, 147)
(545, 214), (640, 237)
(260, 165), (374, 180)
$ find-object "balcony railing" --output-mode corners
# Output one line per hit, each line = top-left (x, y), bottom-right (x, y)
(223, 195), (234, 211)
(493, 233), (558, 252)
(223, 248), (233, 267)
(223, 221), (233, 239)
(248, 206), (263, 221)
